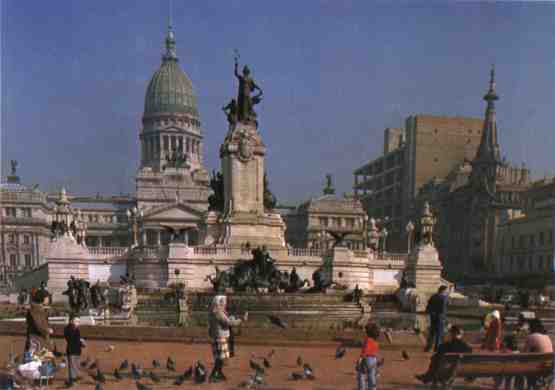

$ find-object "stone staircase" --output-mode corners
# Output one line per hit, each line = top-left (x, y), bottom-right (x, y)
(134, 292), (178, 326)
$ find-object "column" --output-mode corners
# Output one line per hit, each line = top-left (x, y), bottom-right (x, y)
(142, 230), (147, 247)
(186, 138), (190, 153)
(157, 230), (161, 246)
(184, 230), (189, 247)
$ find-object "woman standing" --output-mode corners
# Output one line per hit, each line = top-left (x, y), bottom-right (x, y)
(208, 295), (248, 383)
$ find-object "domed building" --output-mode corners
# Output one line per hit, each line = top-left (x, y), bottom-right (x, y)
(135, 24), (210, 246)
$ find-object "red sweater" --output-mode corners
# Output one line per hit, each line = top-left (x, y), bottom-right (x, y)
(361, 336), (379, 357)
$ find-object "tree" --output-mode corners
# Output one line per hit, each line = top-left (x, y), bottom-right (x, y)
(208, 170), (225, 212)
(263, 173), (277, 210)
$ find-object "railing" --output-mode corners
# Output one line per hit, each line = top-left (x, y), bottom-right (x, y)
(287, 248), (323, 257)
(193, 246), (232, 258)
(375, 252), (408, 262)
(89, 247), (128, 259)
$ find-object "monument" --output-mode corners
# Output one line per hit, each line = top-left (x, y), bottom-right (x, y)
(201, 55), (286, 256)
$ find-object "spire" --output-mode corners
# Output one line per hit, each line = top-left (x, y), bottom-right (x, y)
(475, 64), (501, 163)
(163, 1), (178, 62)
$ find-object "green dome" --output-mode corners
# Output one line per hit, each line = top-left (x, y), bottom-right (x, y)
(143, 28), (199, 118)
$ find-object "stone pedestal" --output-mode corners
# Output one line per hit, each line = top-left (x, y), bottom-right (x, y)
(329, 246), (371, 290)
(405, 244), (443, 294)
(403, 244), (443, 312)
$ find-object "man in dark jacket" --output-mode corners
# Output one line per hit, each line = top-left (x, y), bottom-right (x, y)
(416, 325), (472, 384)
(425, 285), (449, 352)
(64, 314), (84, 388)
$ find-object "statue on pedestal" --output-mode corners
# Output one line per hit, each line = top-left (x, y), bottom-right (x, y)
(419, 202), (436, 246)
(234, 53), (263, 125)
(10, 160), (17, 176)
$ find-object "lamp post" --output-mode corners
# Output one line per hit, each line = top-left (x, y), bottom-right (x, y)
(380, 227), (389, 254)
(406, 220), (415, 254)
(127, 207), (142, 248)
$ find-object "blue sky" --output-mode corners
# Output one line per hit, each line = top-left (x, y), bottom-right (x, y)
(2, 1), (555, 204)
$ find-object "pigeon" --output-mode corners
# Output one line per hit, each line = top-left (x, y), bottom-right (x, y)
(183, 366), (193, 379)
(267, 349), (275, 359)
(384, 329), (393, 345)
(95, 383), (104, 390)
(289, 372), (304, 380)
(268, 315), (288, 329)
(263, 357), (271, 368)
(120, 360), (129, 370)
(149, 371), (161, 383)
(136, 382), (152, 390)
(89, 359), (98, 370)
(253, 369), (264, 384)
(194, 361), (206, 384)
(402, 350), (410, 360)
(132, 364), (143, 380)
(114, 368), (123, 380)
(104, 345), (115, 352)
(93, 368), (106, 383)
(335, 344), (346, 359)
(81, 357), (91, 368)
(249, 359), (264, 373)
(152, 360), (161, 369)
(167, 356), (176, 371)
(296, 356), (303, 367)
(174, 374), (186, 385)
(303, 363), (315, 380)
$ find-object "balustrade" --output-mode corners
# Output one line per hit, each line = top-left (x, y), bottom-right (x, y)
(193, 246), (232, 258)
(89, 246), (128, 259)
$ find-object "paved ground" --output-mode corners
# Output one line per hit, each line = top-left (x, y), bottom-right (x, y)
(0, 335), (520, 390)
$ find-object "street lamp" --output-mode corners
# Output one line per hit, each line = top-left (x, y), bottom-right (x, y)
(406, 220), (415, 254)
(380, 227), (389, 253)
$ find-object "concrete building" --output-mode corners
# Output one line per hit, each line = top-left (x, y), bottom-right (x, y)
(495, 178), (554, 281)
(354, 115), (484, 248)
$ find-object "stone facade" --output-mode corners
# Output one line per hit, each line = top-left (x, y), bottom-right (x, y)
(495, 179), (555, 280)
(283, 183), (367, 250)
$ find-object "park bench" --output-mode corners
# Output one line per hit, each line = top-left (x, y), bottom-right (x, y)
(433, 352), (554, 389)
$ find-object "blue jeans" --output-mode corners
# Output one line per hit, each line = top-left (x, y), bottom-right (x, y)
(427, 315), (445, 352)
(357, 356), (377, 390)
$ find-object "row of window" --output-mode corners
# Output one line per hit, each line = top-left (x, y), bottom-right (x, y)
(503, 254), (553, 273)
(510, 230), (553, 249)
(317, 217), (358, 228)
(6, 233), (32, 245)
(4, 207), (32, 218)
(4, 253), (33, 268)
(143, 135), (201, 159)
(85, 214), (127, 224)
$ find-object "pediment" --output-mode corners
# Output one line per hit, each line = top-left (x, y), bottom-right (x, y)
(143, 203), (203, 221)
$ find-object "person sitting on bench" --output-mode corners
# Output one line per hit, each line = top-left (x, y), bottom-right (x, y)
(415, 325), (473, 385)
(522, 318), (553, 389)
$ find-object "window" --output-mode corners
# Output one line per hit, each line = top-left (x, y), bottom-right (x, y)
(8, 234), (15, 244)
(539, 231), (545, 246)
(511, 236), (515, 249)
(146, 230), (157, 246)
(530, 234), (535, 248)
(5, 208), (16, 217)
(23, 235), (30, 245)
(549, 229), (553, 244)
(346, 218), (355, 228)
(24, 254), (31, 268)
(9, 254), (16, 268)
(103, 237), (112, 247)
(88, 215), (94, 222)
(23, 208), (31, 218)
(319, 217), (329, 227)
(163, 135), (169, 151)
(519, 235), (525, 248)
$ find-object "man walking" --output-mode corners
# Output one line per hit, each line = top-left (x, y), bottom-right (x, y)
(425, 285), (449, 352)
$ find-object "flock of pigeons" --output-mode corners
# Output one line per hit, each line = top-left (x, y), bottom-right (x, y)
(76, 347), (320, 389)
(10, 323), (424, 389)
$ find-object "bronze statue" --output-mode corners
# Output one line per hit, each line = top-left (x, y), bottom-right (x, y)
(234, 56), (263, 124)
(10, 160), (17, 176)
(223, 99), (238, 126)
(419, 202), (436, 246)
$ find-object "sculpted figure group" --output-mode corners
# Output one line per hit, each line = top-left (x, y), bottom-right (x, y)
(207, 246), (309, 294)
(62, 276), (108, 313)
